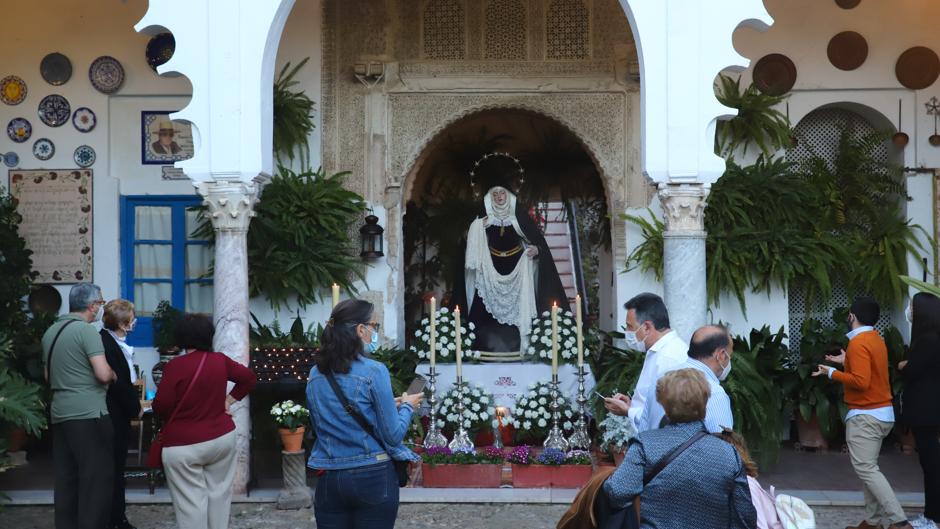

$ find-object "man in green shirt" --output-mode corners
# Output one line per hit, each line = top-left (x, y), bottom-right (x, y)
(42, 282), (116, 529)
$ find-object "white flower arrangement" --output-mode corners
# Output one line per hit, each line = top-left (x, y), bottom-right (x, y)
(438, 381), (497, 432)
(523, 309), (583, 364)
(409, 307), (479, 361)
(509, 381), (576, 437)
(270, 400), (310, 431)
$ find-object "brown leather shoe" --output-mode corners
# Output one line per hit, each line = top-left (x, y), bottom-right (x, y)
(888, 522), (914, 529)
(845, 521), (881, 529)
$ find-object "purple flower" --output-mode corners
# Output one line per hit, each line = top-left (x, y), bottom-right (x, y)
(507, 445), (533, 465)
(482, 446), (504, 458)
(536, 448), (566, 465)
(426, 446), (453, 457)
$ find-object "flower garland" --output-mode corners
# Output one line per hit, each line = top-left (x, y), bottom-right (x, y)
(438, 381), (497, 432)
(409, 307), (479, 361)
(524, 309), (581, 363)
(510, 380), (575, 438)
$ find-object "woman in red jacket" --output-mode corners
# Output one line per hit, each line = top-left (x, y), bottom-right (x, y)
(152, 314), (256, 529)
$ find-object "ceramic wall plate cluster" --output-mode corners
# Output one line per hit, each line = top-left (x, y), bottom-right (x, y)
(32, 138), (55, 161)
(7, 117), (32, 142)
(89, 56), (125, 94)
(1, 76), (27, 105)
(40, 52), (72, 86)
(38, 94), (71, 127)
(72, 107), (96, 132)
(73, 145), (95, 167)
(3, 152), (19, 168)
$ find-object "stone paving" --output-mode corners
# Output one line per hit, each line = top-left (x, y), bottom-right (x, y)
(0, 503), (926, 529)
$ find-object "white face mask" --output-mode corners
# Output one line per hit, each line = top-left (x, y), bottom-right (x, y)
(624, 324), (647, 353)
(718, 350), (733, 381)
(905, 304), (913, 324)
(94, 304), (104, 322)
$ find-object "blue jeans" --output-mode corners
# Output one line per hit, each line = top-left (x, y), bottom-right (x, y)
(314, 461), (400, 529)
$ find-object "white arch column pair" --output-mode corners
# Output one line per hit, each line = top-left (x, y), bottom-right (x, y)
(621, 0), (771, 340)
(136, 0), (296, 494)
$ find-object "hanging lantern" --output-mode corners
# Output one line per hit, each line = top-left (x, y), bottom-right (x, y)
(359, 214), (384, 259)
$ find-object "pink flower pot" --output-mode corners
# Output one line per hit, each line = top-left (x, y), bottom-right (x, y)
(511, 464), (593, 488)
(421, 463), (502, 488)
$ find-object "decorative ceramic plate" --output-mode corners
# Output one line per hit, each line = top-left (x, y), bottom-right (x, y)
(73, 145), (95, 167)
(72, 107), (96, 132)
(32, 138), (54, 160)
(0, 76), (27, 105)
(146, 33), (176, 72)
(7, 117), (32, 142)
(3, 152), (19, 168)
(40, 52), (72, 85)
(89, 56), (125, 94)
(835, 0), (861, 8)
(753, 53), (798, 96)
(38, 94), (71, 127)
(896, 46), (940, 90)
(827, 31), (868, 71)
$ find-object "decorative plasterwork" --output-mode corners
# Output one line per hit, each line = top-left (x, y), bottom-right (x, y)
(388, 93), (627, 205)
(398, 59), (615, 77)
(657, 183), (709, 235)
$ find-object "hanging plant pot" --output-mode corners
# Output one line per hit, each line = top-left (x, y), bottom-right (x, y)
(929, 134), (940, 146)
(892, 132), (910, 147)
(279, 426), (305, 452)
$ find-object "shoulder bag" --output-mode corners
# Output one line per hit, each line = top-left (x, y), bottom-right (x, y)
(324, 371), (410, 487)
(146, 352), (208, 469)
(45, 319), (78, 382)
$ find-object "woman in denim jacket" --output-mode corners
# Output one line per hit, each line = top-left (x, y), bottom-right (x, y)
(306, 299), (423, 529)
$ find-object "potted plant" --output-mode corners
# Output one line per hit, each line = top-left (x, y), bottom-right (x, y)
(409, 306), (478, 363)
(438, 381), (497, 440)
(420, 446), (503, 488)
(792, 318), (848, 450)
(598, 414), (635, 466)
(510, 381), (576, 445)
(509, 446), (593, 488)
(271, 400), (310, 452)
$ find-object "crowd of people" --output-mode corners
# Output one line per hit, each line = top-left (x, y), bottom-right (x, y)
(41, 282), (938, 529)
(42, 283), (256, 529)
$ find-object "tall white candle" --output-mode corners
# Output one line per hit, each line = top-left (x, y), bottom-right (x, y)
(551, 302), (559, 376)
(576, 294), (583, 367)
(331, 283), (340, 308)
(455, 306), (463, 379)
(429, 297), (437, 369)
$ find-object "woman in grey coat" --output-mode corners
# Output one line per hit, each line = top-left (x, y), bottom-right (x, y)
(603, 368), (757, 529)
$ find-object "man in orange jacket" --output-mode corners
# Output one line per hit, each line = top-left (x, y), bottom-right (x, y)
(814, 297), (913, 529)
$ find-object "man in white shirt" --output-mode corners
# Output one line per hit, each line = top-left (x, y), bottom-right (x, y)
(603, 293), (688, 430)
(638, 325), (736, 433)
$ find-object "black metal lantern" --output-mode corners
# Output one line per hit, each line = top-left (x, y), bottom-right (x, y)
(359, 214), (384, 259)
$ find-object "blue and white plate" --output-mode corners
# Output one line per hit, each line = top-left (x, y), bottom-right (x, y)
(32, 138), (54, 161)
(72, 107), (96, 132)
(89, 56), (124, 94)
(73, 145), (95, 167)
(7, 117), (32, 142)
(38, 94), (70, 127)
(3, 152), (19, 167)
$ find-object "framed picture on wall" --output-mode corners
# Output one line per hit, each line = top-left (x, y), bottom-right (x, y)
(141, 111), (194, 165)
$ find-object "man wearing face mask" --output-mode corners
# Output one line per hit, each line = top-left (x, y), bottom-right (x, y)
(814, 297), (914, 529)
(603, 293), (688, 429)
(635, 325), (736, 433)
(42, 282), (117, 529)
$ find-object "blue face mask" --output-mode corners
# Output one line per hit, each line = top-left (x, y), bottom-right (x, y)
(364, 328), (379, 353)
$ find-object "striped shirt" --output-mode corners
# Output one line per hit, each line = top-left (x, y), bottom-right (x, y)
(638, 358), (735, 433)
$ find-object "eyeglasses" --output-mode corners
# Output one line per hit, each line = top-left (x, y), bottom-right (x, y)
(361, 321), (381, 332)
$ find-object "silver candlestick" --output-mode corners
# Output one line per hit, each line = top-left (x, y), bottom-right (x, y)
(567, 364), (591, 450)
(448, 377), (475, 452)
(543, 374), (570, 451)
(423, 365), (448, 448)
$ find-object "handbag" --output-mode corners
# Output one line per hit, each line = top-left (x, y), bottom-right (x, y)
(146, 353), (208, 469)
(324, 371), (410, 487)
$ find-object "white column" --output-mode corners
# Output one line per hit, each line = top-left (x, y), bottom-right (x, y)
(659, 183), (709, 341)
(196, 180), (259, 494)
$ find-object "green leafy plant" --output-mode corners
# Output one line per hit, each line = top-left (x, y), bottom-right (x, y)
(588, 329), (644, 423)
(715, 74), (792, 157)
(727, 326), (790, 469)
(0, 333), (47, 473)
(273, 58), (316, 170)
(152, 300), (183, 352)
(900, 275), (940, 297)
(793, 318), (848, 441)
(422, 445), (504, 465)
(622, 209), (664, 282)
(250, 313), (322, 349)
(194, 168), (368, 308)
(270, 400), (310, 432)
(370, 346), (420, 397)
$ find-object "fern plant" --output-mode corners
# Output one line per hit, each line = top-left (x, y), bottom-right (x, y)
(273, 58), (316, 170)
(0, 332), (47, 472)
(715, 74), (792, 158)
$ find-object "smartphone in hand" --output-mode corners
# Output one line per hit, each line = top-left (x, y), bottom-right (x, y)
(593, 391), (609, 400)
(405, 376), (427, 395)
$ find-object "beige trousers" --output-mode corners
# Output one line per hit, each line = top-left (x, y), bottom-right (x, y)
(163, 430), (237, 529)
(845, 414), (906, 526)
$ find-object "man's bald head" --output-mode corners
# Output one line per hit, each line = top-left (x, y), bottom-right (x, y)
(688, 325), (731, 360)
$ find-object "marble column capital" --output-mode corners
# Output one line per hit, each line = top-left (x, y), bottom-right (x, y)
(657, 183), (710, 235)
(195, 179), (261, 232)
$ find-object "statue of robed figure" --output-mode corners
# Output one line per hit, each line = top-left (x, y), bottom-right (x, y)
(453, 154), (570, 353)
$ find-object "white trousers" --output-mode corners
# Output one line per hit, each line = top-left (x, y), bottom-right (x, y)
(163, 430), (237, 529)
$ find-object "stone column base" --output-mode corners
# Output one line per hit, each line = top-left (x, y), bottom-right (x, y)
(277, 450), (312, 510)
